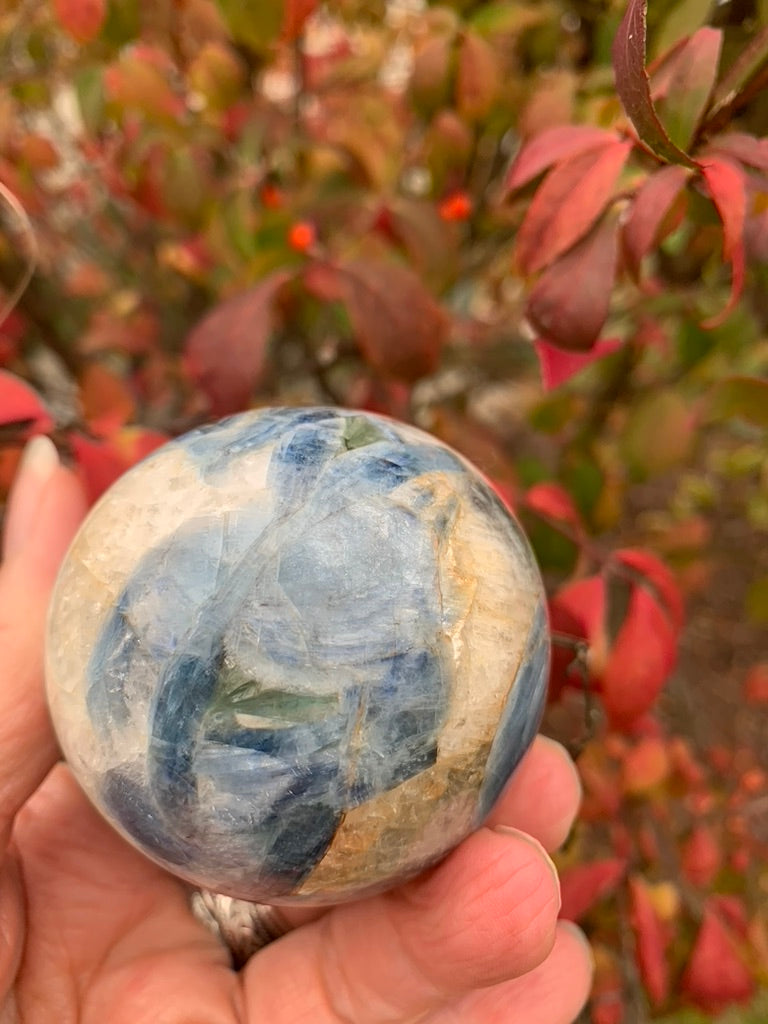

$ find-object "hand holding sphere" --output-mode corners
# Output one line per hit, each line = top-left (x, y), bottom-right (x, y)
(0, 422), (592, 1024)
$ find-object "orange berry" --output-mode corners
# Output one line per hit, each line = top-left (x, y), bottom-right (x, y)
(740, 768), (766, 794)
(287, 221), (316, 253)
(438, 190), (473, 221)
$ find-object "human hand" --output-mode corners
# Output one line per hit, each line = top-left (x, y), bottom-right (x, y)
(1, 438), (592, 1024)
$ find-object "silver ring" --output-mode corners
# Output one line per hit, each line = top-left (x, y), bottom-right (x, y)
(191, 890), (292, 968)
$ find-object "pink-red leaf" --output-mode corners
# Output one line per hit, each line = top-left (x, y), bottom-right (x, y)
(682, 904), (755, 1012)
(516, 141), (631, 275)
(506, 125), (617, 193)
(611, 0), (695, 166)
(698, 158), (747, 328)
(337, 259), (447, 380)
(526, 213), (620, 351)
(616, 548), (685, 633)
(629, 876), (670, 1007)
(705, 131), (768, 171)
(535, 337), (622, 390)
(682, 825), (722, 887)
(559, 859), (626, 922)
(601, 586), (677, 727)
(70, 434), (129, 505)
(657, 28), (722, 150)
(524, 481), (584, 535)
(183, 272), (290, 416)
(0, 371), (54, 436)
(623, 165), (691, 277)
(52, 0), (106, 43)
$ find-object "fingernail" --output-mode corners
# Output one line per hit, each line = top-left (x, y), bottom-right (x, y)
(492, 825), (562, 911)
(3, 436), (60, 557)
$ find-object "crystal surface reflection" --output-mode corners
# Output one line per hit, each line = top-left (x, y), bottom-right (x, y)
(46, 408), (549, 903)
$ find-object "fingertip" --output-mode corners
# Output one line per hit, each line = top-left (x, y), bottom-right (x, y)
(552, 920), (595, 1015)
(557, 919), (594, 973)
(402, 824), (563, 985)
(3, 436), (60, 559)
(20, 464), (88, 578)
(485, 734), (582, 851)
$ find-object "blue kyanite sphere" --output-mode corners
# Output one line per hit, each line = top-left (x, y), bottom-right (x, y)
(46, 408), (549, 904)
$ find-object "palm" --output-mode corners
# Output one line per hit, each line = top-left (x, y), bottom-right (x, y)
(2, 451), (592, 1024)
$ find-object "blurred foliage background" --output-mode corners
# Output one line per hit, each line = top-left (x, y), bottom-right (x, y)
(1, 0), (768, 1020)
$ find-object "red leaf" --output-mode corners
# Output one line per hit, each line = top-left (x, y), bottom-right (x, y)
(506, 126), (617, 193)
(183, 272), (290, 416)
(698, 158), (747, 328)
(711, 895), (749, 938)
(282, 0), (318, 40)
(559, 859), (626, 922)
(548, 576), (604, 703)
(516, 141), (631, 275)
(629, 876), (670, 1007)
(70, 434), (129, 505)
(611, 0), (695, 166)
(0, 371), (54, 436)
(303, 261), (345, 302)
(535, 337), (622, 390)
(52, 0), (105, 43)
(682, 825), (722, 887)
(548, 549), (681, 727)
(524, 481), (584, 535)
(601, 584), (678, 727)
(615, 548), (684, 633)
(744, 662), (768, 703)
(338, 259), (448, 380)
(682, 905), (755, 1012)
(79, 363), (135, 437)
(526, 213), (620, 351)
(623, 165), (691, 277)
(705, 131), (768, 171)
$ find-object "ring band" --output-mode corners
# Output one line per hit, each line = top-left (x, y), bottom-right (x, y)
(191, 890), (292, 968)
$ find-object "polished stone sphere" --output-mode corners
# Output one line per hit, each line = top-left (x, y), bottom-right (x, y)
(46, 408), (549, 904)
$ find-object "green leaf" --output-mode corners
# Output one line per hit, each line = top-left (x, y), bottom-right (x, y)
(75, 67), (106, 135)
(657, 28), (722, 150)
(746, 576), (768, 624)
(101, 0), (140, 45)
(215, 0), (285, 52)
(622, 390), (695, 477)
(469, 1), (550, 36)
(653, 1010), (709, 1024)
(653, 0), (713, 58)
(711, 376), (768, 429)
